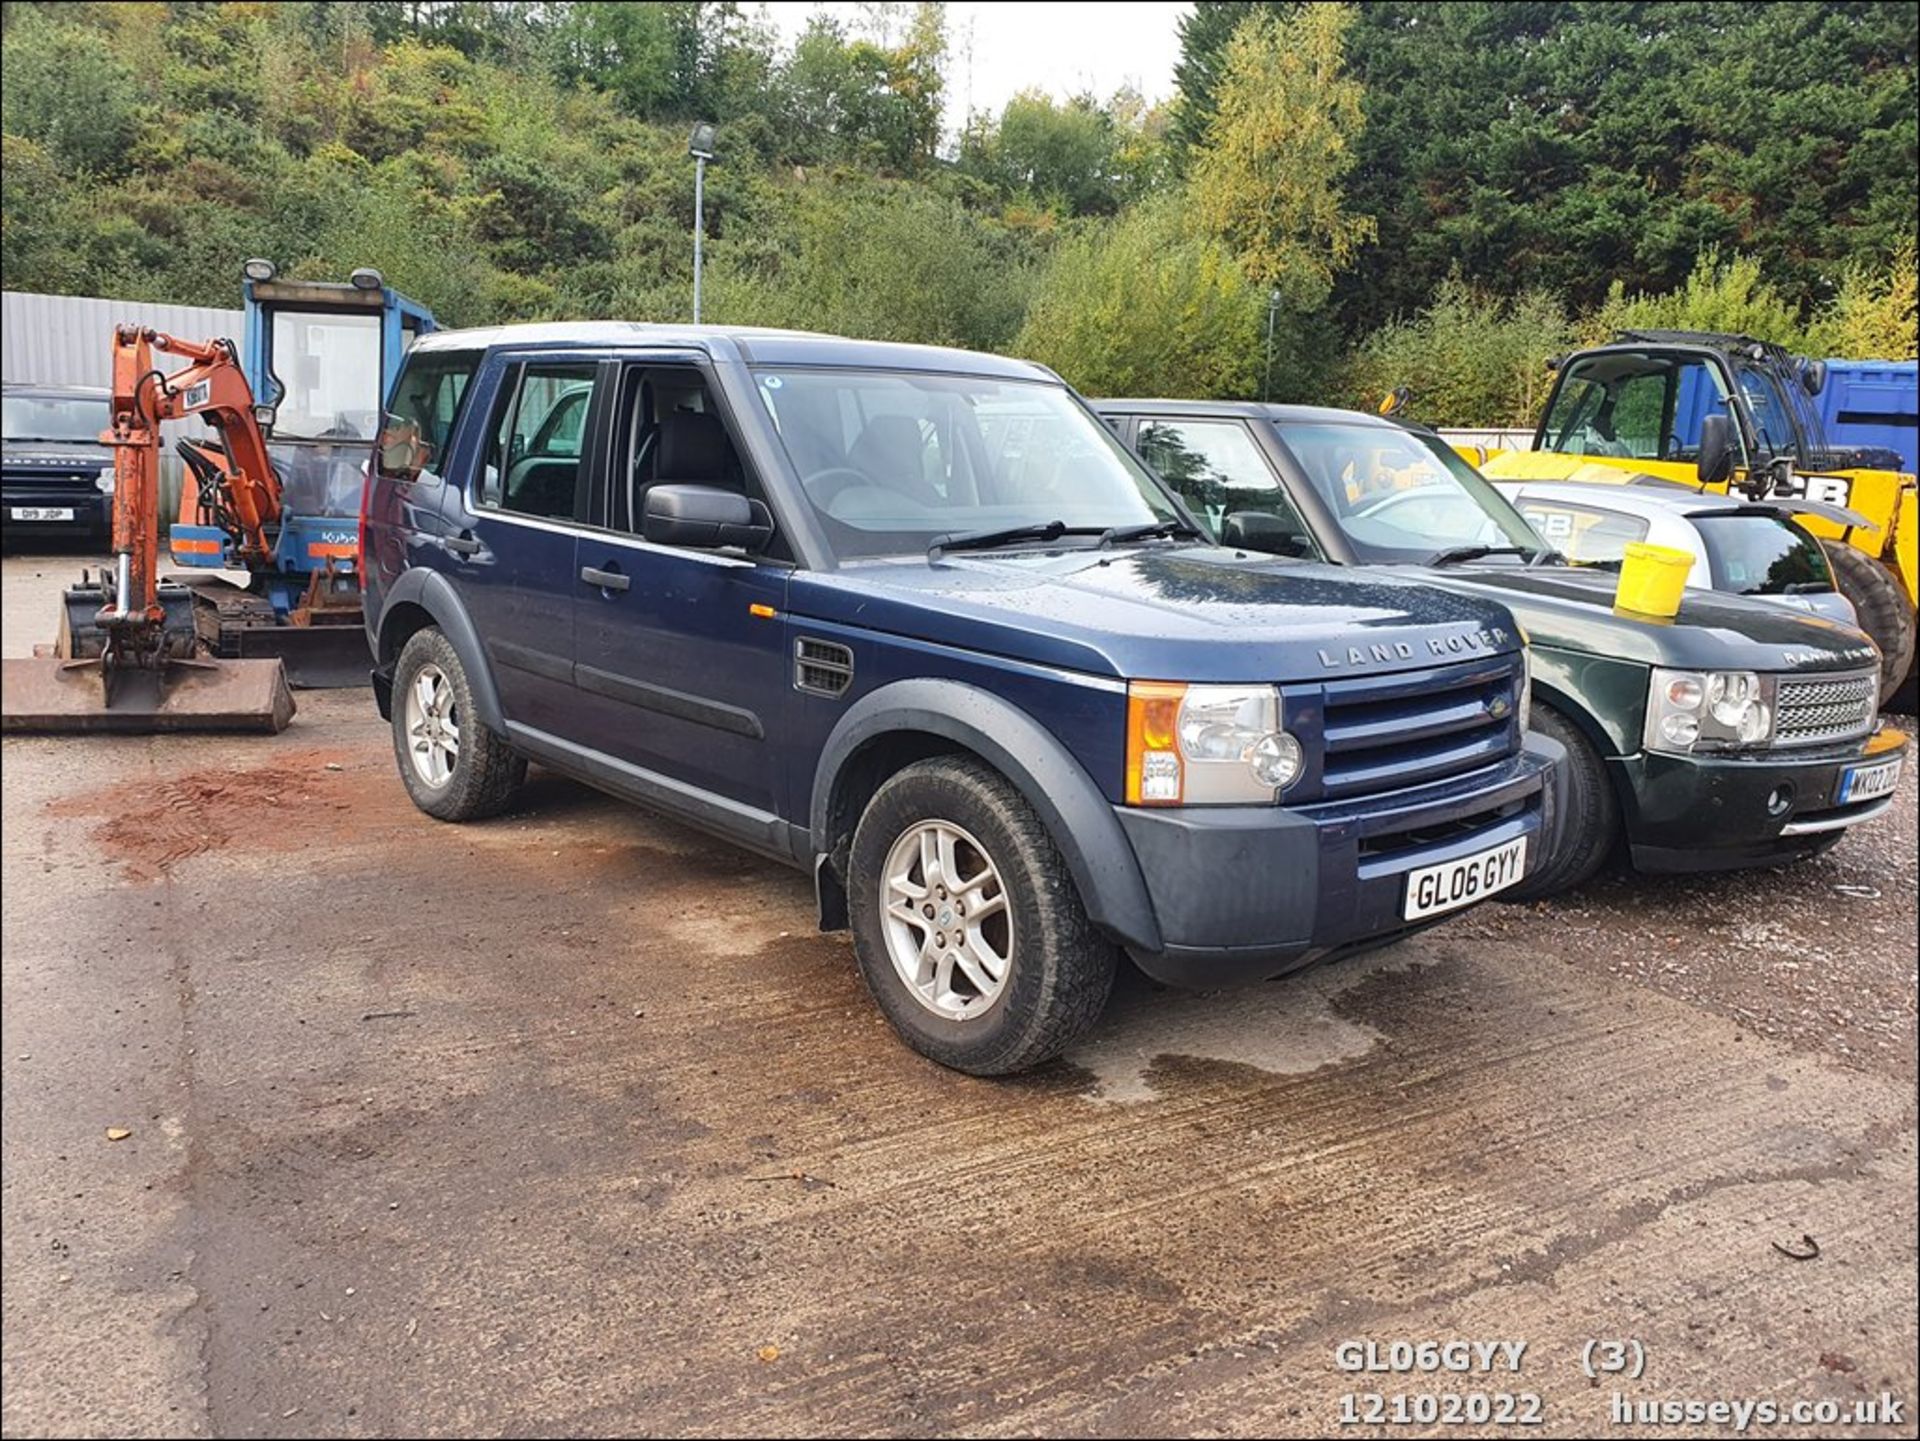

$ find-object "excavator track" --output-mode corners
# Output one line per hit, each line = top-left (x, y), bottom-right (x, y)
(174, 574), (372, 690)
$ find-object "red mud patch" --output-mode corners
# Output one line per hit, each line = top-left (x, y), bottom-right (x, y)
(46, 747), (412, 881)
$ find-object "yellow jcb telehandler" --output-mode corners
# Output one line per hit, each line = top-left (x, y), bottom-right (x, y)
(1469, 330), (1917, 705)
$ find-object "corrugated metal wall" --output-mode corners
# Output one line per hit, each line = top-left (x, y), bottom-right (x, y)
(3, 291), (247, 521)
(3, 290), (244, 389)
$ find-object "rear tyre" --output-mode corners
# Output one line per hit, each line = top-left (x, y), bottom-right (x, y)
(848, 755), (1116, 1075)
(1508, 704), (1618, 900)
(1820, 540), (1914, 707)
(390, 626), (526, 822)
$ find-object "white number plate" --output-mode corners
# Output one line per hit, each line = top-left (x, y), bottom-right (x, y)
(1403, 836), (1529, 920)
(9, 506), (74, 521)
(1837, 756), (1902, 805)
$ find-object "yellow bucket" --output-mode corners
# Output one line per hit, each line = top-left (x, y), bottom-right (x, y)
(1615, 541), (1694, 617)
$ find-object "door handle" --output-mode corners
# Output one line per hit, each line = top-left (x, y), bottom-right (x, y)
(444, 532), (482, 556)
(581, 564), (630, 593)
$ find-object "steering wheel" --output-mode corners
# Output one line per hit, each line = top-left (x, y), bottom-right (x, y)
(803, 466), (875, 511)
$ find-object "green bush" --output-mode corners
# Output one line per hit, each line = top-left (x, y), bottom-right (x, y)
(1013, 199), (1262, 399)
(1339, 277), (1572, 427)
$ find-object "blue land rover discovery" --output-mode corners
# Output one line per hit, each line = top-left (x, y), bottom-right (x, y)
(361, 325), (1565, 1074)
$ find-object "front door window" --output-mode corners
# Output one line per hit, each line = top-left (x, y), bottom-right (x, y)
(1135, 418), (1319, 558)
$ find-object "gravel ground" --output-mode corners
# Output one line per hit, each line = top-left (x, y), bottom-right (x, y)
(1453, 711), (1918, 1085)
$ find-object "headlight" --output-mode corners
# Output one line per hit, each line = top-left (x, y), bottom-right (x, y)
(1645, 667), (1774, 753)
(95, 470), (115, 494)
(1126, 681), (1302, 805)
(1518, 647), (1533, 733)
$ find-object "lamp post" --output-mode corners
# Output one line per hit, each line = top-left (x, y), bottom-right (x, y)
(1262, 289), (1282, 403)
(688, 122), (716, 324)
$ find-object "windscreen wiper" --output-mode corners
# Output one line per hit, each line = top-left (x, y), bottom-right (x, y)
(1098, 518), (1207, 548)
(928, 520), (1104, 561)
(1429, 544), (1538, 568)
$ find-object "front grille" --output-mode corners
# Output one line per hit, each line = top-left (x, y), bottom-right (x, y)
(1773, 671), (1876, 748)
(1305, 654), (1523, 802)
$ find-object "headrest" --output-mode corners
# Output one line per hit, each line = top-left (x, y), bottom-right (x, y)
(849, 414), (926, 483)
(657, 410), (729, 482)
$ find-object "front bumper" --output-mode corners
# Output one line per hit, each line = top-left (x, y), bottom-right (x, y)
(0, 483), (110, 534)
(1617, 724), (1909, 872)
(1116, 732), (1566, 989)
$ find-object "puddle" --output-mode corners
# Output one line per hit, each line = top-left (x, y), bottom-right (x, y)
(1069, 946), (1428, 1102)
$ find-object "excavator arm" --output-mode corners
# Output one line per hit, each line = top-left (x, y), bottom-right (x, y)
(103, 327), (282, 586)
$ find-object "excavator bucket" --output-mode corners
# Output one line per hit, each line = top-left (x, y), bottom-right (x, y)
(231, 627), (373, 690)
(0, 654), (295, 734)
(0, 577), (295, 735)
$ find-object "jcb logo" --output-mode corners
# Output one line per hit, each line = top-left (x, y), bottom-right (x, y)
(1772, 471), (1854, 506)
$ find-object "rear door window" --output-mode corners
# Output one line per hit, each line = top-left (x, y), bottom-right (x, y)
(478, 361), (599, 520)
(377, 350), (480, 484)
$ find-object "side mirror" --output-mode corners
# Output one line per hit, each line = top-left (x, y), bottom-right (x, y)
(642, 484), (773, 551)
(1800, 359), (1826, 397)
(1221, 510), (1311, 558)
(1697, 413), (1736, 487)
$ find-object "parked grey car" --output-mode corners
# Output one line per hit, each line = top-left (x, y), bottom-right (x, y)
(1498, 481), (1860, 627)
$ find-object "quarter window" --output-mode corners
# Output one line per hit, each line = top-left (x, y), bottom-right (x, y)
(480, 362), (597, 519)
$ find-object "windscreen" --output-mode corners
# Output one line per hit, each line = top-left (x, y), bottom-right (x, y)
(750, 368), (1176, 559)
(1271, 423), (1545, 563)
(1693, 513), (1833, 595)
(269, 310), (381, 441)
(2, 393), (109, 444)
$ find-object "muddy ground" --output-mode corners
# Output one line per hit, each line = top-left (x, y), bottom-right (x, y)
(3, 548), (1915, 1438)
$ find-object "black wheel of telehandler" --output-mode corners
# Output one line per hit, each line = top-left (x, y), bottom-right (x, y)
(1820, 540), (1914, 707)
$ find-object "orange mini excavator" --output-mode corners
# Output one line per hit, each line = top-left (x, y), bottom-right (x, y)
(1, 326), (295, 732)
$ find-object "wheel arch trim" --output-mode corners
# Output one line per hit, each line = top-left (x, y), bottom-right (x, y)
(810, 678), (1162, 953)
(376, 569), (505, 731)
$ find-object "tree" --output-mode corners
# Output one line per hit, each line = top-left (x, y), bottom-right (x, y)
(1812, 241), (1919, 360)
(1167, 1), (1269, 157)
(0, 8), (142, 175)
(1171, 4), (1920, 335)
(1188, 5), (1373, 310)
(957, 91), (1118, 215)
(707, 179), (1033, 350)
(770, 5), (944, 171)
(1578, 250), (1812, 350)
(1013, 199), (1262, 399)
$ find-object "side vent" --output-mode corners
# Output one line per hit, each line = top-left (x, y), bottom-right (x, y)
(795, 638), (854, 697)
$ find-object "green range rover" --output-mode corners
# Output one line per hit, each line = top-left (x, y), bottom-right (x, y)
(1094, 400), (1908, 896)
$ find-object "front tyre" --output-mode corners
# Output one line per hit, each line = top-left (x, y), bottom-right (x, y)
(848, 756), (1116, 1075)
(1820, 540), (1914, 707)
(390, 626), (526, 821)
(1508, 704), (1618, 900)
